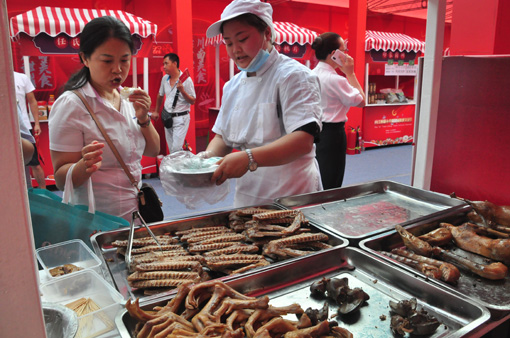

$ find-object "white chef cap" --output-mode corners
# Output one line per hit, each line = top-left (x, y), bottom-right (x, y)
(206, 0), (275, 42)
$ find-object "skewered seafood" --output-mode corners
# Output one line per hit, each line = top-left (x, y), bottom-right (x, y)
(263, 233), (329, 260)
(127, 271), (201, 282)
(395, 225), (433, 256)
(203, 244), (259, 256)
(112, 207), (332, 296)
(440, 222), (510, 265)
(111, 235), (178, 247)
(390, 248), (460, 284)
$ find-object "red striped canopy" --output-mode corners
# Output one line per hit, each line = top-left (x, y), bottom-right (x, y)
(363, 30), (425, 53)
(10, 6), (157, 39)
(205, 21), (318, 47)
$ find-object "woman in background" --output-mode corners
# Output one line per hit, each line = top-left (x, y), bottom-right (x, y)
(49, 16), (159, 221)
(312, 32), (365, 190)
(202, 0), (323, 207)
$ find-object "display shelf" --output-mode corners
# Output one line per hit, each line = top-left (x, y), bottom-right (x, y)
(365, 101), (416, 107)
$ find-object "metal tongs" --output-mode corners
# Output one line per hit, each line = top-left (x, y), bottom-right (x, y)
(125, 211), (162, 272)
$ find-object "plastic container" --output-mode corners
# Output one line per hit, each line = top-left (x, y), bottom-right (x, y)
(40, 270), (124, 338)
(36, 239), (102, 279)
(38, 100), (48, 120)
(47, 94), (55, 115)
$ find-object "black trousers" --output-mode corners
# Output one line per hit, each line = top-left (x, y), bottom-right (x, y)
(316, 122), (346, 190)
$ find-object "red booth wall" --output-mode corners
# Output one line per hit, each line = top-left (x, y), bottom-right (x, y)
(8, 0), (449, 185)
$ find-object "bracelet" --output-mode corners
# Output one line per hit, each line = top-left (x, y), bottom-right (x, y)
(137, 116), (151, 128)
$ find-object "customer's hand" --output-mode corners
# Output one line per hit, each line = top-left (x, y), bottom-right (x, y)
(130, 89), (152, 121)
(81, 140), (104, 174)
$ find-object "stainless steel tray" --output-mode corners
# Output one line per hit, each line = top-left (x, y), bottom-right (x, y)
(90, 205), (348, 305)
(116, 247), (489, 338)
(274, 180), (468, 242)
(359, 211), (510, 318)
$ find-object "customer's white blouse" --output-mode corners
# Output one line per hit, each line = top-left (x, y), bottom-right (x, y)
(49, 82), (145, 220)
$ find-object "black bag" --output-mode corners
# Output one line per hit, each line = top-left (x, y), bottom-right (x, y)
(138, 183), (164, 223)
(161, 89), (180, 129)
(161, 109), (173, 128)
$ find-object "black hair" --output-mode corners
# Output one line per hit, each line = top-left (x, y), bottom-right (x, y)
(311, 32), (341, 60)
(63, 16), (134, 91)
(220, 13), (269, 36)
(163, 53), (180, 68)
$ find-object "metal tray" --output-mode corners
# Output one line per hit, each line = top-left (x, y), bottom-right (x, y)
(274, 180), (468, 242)
(116, 247), (489, 338)
(90, 205), (348, 306)
(359, 211), (510, 318)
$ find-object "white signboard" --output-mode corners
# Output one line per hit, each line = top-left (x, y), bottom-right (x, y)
(385, 64), (418, 76)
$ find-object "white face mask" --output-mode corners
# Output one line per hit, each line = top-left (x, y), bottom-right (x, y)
(237, 38), (270, 73)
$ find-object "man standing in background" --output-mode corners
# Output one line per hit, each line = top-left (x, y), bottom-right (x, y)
(14, 71), (46, 189)
(153, 53), (196, 154)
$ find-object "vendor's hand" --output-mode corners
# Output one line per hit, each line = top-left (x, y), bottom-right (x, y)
(33, 124), (41, 136)
(81, 140), (104, 174)
(129, 89), (152, 121)
(197, 150), (214, 159)
(211, 151), (250, 185)
(176, 82), (184, 93)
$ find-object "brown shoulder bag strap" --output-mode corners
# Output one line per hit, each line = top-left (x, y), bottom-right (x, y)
(72, 90), (141, 194)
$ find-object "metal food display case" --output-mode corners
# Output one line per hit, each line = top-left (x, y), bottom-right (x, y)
(116, 247), (489, 338)
(359, 211), (510, 319)
(274, 181), (468, 244)
(90, 205), (348, 305)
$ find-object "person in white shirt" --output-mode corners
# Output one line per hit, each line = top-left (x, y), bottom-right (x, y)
(153, 53), (196, 154)
(201, 0), (323, 207)
(14, 71), (46, 188)
(17, 102), (35, 165)
(49, 16), (159, 221)
(311, 32), (366, 189)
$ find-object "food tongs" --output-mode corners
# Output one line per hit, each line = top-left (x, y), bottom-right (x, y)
(125, 211), (162, 272)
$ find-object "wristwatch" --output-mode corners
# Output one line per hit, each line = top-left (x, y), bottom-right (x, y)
(137, 114), (152, 128)
(245, 149), (258, 172)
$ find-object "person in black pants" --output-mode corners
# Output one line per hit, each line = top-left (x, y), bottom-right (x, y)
(311, 32), (365, 189)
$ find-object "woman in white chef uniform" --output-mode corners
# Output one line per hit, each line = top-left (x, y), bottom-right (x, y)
(202, 0), (323, 207)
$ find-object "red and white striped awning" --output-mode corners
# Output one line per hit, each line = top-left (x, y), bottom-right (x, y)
(205, 21), (318, 47)
(363, 30), (425, 53)
(10, 6), (157, 39)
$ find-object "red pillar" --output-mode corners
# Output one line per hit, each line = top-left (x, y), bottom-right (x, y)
(171, 0), (196, 152)
(450, 0), (510, 55)
(347, 0), (367, 131)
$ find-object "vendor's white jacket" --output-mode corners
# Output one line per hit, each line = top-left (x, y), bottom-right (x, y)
(213, 48), (323, 207)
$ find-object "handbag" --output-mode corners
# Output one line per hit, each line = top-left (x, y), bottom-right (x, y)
(72, 90), (164, 223)
(161, 108), (173, 128)
(161, 88), (180, 129)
